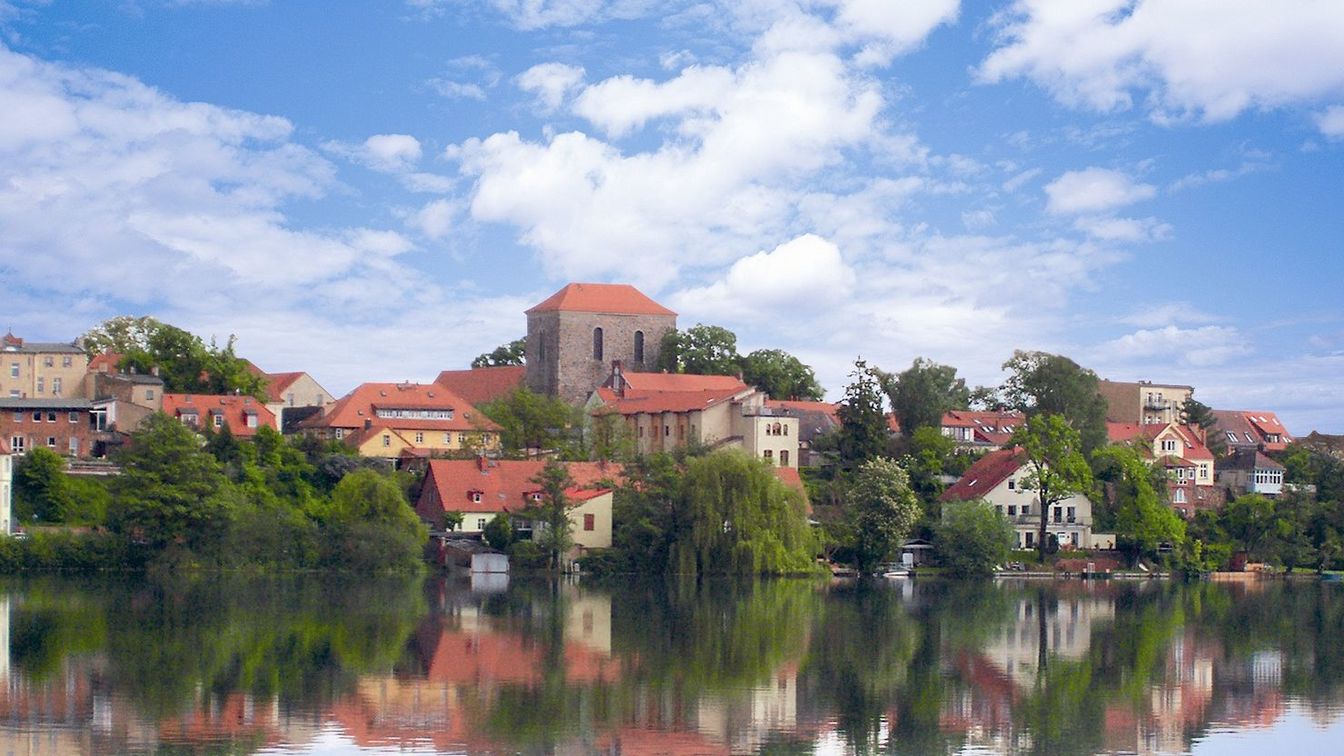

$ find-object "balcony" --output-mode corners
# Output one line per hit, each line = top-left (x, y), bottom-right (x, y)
(1144, 397), (1173, 411)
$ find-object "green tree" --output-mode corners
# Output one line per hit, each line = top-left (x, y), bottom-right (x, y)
(1012, 414), (1094, 558)
(847, 457), (921, 573)
(1092, 445), (1186, 561)
(739, 348), (824, 401)
(321, 468), (427, 571)
(1000, 351), (1108, 454)
(880, 357), (970, 438)
(587, 410), (635, 462)
(13, 448), (74, 523)
(479, 387), (577, 453)
(442, 511), (465, 532)
(109, 413), (232, 552)
(472, 338), (525, 368)
(1180, 397), (1223, 455)
(80, 315), (166, 354)
(119, 323), (265, 399)
(936, 500), (1015, 577)
(903, 426), (958, 516)
(484, 513), (514, 550)
(525, 460), (576, 571)
(656, 324), (740, 375)
(836, 358), (888, 467)
(1221, 494), (1280, 562)
(669, 449), (817, 575)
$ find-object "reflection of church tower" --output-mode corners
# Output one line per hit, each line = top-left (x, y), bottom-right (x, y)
(525, 283), (677, 404)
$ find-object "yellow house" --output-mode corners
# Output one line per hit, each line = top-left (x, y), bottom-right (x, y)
(298, 382), (501, 458)
(0, 333), (88, 400)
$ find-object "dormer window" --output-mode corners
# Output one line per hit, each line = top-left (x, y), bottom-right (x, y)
(528, 491), (544, 502)
(469, 491), (483, 504)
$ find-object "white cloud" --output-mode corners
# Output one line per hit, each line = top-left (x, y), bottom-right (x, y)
(670, 233), (856, 318)
(516, 62), (585, 112)
(1120, 302), (1221, 329)
(323, 133), (423, 173)
(1098, 325), (1250, 367)
(961, 208), (995, 230)
(1072, 215), (1170, 242)
(409, 198), (462, 239)
(1317, 105), (1344, 138)
(979, 0), (1344, 123)
(428, 54), (500, 101)
(1044, 167), (1155, 214)
(572, 65), (738, 138)
(1002, 166), (1042, 192)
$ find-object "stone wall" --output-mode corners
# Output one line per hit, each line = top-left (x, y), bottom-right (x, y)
(527, 310), (675, 403)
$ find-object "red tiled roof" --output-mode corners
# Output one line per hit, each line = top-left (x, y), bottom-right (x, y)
(300, 382), (500, 433)
(941, 448), (1024, 502)
(594, 385), (747, 415)
(765, 399), (840, 423)
(433, 366), (526, 406)
(619, 372), (746, 392)
(416, 459), (624, 519)
(1107, 422), (1145, 443)
(87, 352), (123, 373)
(161, 394), (277, 436)
(261, 371), (305, 403)
(526, 283), (676, 316)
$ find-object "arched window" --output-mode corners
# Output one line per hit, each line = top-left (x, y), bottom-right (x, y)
(634, 330), (645, 362)
(593, 327), (604, 360)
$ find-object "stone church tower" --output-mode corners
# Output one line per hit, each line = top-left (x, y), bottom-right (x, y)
(525, 283), (677, 404)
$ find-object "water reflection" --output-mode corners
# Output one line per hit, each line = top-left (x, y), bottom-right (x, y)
(0, 575), (1342, 754)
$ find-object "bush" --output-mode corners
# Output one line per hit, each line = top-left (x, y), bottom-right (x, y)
(508, 540), (549, 570)
(936, 500), (1015, 578)
(576, 548), (623, 576)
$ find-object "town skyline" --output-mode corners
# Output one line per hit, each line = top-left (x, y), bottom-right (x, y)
(2, 1), (1342, 432)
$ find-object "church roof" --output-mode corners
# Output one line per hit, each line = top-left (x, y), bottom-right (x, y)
(526, 283), (676, 316)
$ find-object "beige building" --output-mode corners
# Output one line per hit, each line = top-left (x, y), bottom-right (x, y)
(1098, 379), (1193, 425)
(297, 382), (501, 458)
(587, 368), (800, 467)
(942, 448), (1102, 550)
(1, 332), (89, 400)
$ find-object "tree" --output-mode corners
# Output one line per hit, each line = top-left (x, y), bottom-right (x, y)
(484, 513), (514, 550)
(847, 458), (921, 574)
(880, 358), (970, 438)
(1221, 494), (1279, 562)
(1000, 351), (1108, 454)
(740, 349), (824, 401)
(903, 426), (958, 512)
(587, 410), (635, 463)
(669, 449), (817, 575)
(836, 359), (888, 467)
(1011, 414), (1094, 558)
(479, 387), (578, 453)
(13, 448), (74, 523)
(472, 338), (525, 368)
(80, 315), (166, 355)
(656, 324), (740, 375)
(936, 500), (1015, 577)
(321, 468), (428, 570)
(119, 323), (266, 399)
(1092, 445), (1185, 561)
(442, 511), (465, 532)
(525, 460), (576, 571)
(1180, 398), (1223, 456)
(109, 413), (232, 552)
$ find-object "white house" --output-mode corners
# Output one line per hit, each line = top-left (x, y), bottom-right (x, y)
(941, 447), (1100, 550)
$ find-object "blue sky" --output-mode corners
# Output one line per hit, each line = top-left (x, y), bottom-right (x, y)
(2, 0), (1342, 432)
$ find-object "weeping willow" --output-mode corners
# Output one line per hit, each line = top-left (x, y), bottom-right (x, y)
(669, 449), (820, 575)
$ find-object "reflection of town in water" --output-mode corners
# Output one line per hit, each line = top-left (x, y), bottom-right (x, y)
(0, 576), (1342, 753)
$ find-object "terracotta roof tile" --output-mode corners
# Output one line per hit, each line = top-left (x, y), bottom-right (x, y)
(434, 366), (526, 406)
(526, 283), (676, 316)
(594, 385), (747, 414)
(300, 382), (500, 433)
(416, 459), (624, 519)
(161, 394), (278, 436)
(941, 448), (1025, 502)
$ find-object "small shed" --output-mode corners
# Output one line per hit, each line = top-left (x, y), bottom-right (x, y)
(900, 538), (935, 568)
(439, 537), (509, 573)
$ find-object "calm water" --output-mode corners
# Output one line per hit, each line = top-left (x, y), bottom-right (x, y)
(0, 574), (1342, 755)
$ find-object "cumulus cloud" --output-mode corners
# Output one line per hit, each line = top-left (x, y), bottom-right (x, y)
(1318, 105), (1344, 138)
(516, 62), (585, 112)
(670, 234), (856, 318)
(323, 133), (423, 172)
(1120, 302), (1221, 329)
(1072, 215), (1170, 242)
(1098, 325), (1250, 367)
(1044, 167), (1155, 214)
(978, 0), (1344, 123)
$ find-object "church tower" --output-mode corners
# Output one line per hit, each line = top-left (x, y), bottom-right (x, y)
(525, 283), (677, 404)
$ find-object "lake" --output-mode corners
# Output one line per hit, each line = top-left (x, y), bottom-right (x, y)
(0, 573), (1341, 755)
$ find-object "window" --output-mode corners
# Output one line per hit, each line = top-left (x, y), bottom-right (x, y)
(1008, 505), (1017, 516)
(43, 356), (53, 367)
(286, 392), (295, 407)
(470, 492), (483, 504)
(381, 434), (391, 448)
(1161, 439), (1177, 452)
(995, 505), (1003, 515)
(68, 412), (77, 423)
(664, 425), (670, 437)
(212, 414), (223, 428)
(62, 356), (72, 368)
(783, 425), (788, 436)
(634, 330), (645, 362)
(1053, 506), (1063, 523)
(444, 432), (452, 444)
(638, 426), (644, 437)
(1025, 531), (1034, 548)
(52, 377), (61, 395)
(1007, 479), (1015, 490)
(592, 327), (604, 360)
(36, 377), (44, 393)
(145, 389), (154, 401)
(1066, 506), (1076, 522)
(246, 414), (258, 428)
(414, 432), (424, 444)
(46, 411), (55, 422)
(763, 450), (773, 463)
(8, 363), (17, 378)
(780, 450), (789, 466)
(477, 518), (487, 530)
(584, 513), (595, 531)
(69, 438), (78, 455)
(1174, 488), (1187, 504)
(7, 390), (17, 398)
(1226, 432), (1237, 443)
(1021, 505), (1030, 517)
(46, 436), (56, 448)
(334, 428), (345, 439)
(9, 436), (22, 453)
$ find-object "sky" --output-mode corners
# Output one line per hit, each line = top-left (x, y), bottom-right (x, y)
(1, 0), (1342, 432)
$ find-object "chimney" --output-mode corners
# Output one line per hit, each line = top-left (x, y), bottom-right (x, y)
(364, 419), (372, 430)
(150, 366), (159, 377)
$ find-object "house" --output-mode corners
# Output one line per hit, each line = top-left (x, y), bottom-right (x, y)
(0, 332), (89, 400)
(587, 366), (800, 467)
(415, 458), (619, 555)
(298, 382), (501, 458)
(525, 283), (678, 403)
(161, 394), (278, 437)
(434, 365), (527, 406)
(79, 368), (164, 435)
(939, 409), (1024, 449)
(764, 399), (839, 466)
(0, 399), (109, 459)
(941, 447), (1100, 551)
(0, 437), (12, 534)
(1210, 410), (1293, 454)
(242, 363), (334, 430)
(1106, 421), (1222, 516)
(1218, 449), (1285, 497)
(1097, 380), (1193, 425)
